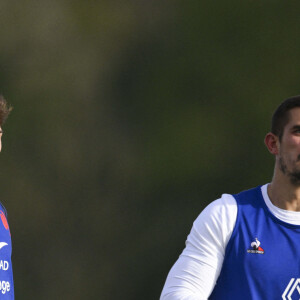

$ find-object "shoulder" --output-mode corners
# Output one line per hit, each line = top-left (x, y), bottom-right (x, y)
(197, 193), (237, 223)
(233, 185), (263, 204)
(0, 201), (7, 217)
(186, 194), (237, 256)
(193, 193), (237, 236)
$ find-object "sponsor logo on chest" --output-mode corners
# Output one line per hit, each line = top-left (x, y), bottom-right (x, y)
(0, 260), (9, 271)
(247, 237), (265, 254)
(0, 281), (10, 294)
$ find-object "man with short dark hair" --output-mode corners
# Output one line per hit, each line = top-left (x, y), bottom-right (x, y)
(160, 96), (300, 299)
(0, 95), (14, 299)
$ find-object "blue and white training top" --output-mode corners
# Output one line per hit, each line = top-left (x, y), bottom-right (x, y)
(0, 204), (14, 299)
(210, 185), (300, 299)
(160, 184), (300, 300)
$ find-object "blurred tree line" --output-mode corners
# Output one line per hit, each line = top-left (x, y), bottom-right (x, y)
(0, 1), (299, 299)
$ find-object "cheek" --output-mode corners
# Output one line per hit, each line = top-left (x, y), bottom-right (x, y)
(281, 137), (300, 151)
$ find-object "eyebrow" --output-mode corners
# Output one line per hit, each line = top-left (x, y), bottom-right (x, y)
(291, 125), (300, 131)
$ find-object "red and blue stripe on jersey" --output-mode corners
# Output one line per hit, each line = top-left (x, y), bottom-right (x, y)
(0, 205), (14, 299)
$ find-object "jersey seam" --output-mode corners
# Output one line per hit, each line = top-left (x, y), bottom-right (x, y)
(223, 195), (239, 258)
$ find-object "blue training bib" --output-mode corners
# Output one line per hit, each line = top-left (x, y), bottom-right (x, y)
(0, 205), (14, 299)
(210, 186), (300, 300)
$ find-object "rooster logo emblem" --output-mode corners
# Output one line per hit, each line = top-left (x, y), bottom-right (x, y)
(247, 238), (265, 254)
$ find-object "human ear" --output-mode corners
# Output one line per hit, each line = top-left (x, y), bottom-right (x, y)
(264, 132), (279, 155)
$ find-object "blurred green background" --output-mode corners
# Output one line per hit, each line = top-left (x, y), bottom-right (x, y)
(0, 1), (299, 299)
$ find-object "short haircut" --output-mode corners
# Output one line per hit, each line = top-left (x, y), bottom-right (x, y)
(0, 95), (12, 126)
(271, 95), (300, 140)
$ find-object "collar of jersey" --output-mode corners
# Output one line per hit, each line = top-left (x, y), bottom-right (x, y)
(260, 183), (300, 228)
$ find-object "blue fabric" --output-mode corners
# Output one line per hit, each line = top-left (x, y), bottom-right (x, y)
(0, 205), (14, 299)
(209, 186), (300, 300)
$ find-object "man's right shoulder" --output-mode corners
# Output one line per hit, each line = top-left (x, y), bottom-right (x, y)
(188, 194), (238, 251)
(196, 193), (237, 223)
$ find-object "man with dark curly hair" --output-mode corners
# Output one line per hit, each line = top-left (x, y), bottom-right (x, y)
(0, 95), (14, 299)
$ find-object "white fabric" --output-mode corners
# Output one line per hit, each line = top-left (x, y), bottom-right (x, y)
(160, 193), (237, 300)
(160, 184), (300, 300)
(261, 184), (300, 225)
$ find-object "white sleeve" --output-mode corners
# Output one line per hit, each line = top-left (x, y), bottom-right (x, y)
(160, 194), (237, 300)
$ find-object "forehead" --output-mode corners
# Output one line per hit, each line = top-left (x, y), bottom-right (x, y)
(286, 107), (300, 126)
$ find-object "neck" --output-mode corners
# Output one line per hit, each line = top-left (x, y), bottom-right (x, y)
(268, 168), (300, 211)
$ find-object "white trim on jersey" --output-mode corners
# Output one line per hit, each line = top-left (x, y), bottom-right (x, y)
(160, 184), (300, 300)
(262, 184), (300, 225)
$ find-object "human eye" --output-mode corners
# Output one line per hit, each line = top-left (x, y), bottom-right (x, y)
(293, 128), (300, 134)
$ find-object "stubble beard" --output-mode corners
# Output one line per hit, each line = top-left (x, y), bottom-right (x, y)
(279, 155), (300, 186)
